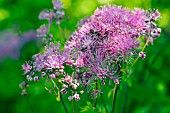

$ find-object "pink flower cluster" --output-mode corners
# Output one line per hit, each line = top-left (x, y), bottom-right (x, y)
(20, 3), (161, 100)
(65, 5), (161, 95)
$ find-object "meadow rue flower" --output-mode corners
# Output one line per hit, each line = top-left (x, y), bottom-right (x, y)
(64, 76), (72, 83)
(39, 10), (56, 21)
(37, 24), (48, 37)
(21, 1), (161, 103)
(65, 5), (161, 95)
(22, 62), (31, 74)
(65, 59), (74, 66)
(52, 0), (63, 10)
(74, 57), (84, 67)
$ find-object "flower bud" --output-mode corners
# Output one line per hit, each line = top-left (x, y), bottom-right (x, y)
(62, 84), (68, 88)
(34, 76), (40, 82)
(114, 78), (120, 84)
(74, 94), (80, 101)
(72, 84), (78, 90)
(61, 88), (67, 94)
(49, 74), (56, 79)
(139, 52), (146, 59)
(80, 90), (84, 94)
(68, 96), (73, 101)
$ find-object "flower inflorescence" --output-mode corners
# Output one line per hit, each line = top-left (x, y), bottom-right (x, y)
(20, 1), (161, 101)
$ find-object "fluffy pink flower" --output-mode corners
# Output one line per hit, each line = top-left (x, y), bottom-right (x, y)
(22, 63), (31, 74)
(64, 76), (72, 83)
(74, 57), (84, 67)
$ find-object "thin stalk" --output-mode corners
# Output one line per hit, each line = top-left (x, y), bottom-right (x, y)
(58, 25), (66, 41)
(50, 79), (68, 113)
(121, 83), (129, 113)
(39, 81), (52, 93)
(72, 98), (75, 113)
(130, 36), (151, 68)
(111, 84), (118, 113)
(39, 82), (49, 91)
(25, 95), (35, 113)
(49, 79), (58, 96)
(93, 80), (98, 108)
(60, 93), (69, 113)
(94, 97), (97, 108)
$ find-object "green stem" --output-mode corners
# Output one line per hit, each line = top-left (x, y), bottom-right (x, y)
(25, 95), (35, 113)
(58, 25), (66, 41)
(130, 36), (151, 68)
(60, 93), (69, 113)
(50, 79), (68, 113)
(49, 79), (58, 96)
(39, 81), (54, 94)
(72, 96), (75, 113)
(111, 84), (118, 113)
(121, 83), (129, 113)
(39, 82), (48, 91)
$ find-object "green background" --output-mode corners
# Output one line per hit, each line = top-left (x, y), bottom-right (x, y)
(0, 0), (170, 113)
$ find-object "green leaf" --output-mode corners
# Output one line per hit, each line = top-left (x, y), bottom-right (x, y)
(80, 101), (95, 113)
(108, 89), (113, 98)
(87, 101), (92, 107)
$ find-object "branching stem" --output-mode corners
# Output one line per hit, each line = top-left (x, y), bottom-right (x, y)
(50, 78), (68, 113)
(130, 36), (151, 68)
(58, 25), (66, 41)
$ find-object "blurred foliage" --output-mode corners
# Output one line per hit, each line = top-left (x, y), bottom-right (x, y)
(0, 0), (170, 113)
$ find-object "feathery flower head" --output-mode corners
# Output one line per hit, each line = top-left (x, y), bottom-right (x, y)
(21, 3), (161, 100)
(66, 5), (161, 92)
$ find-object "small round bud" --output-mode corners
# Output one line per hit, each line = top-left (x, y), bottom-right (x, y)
(74, 94), (80, 101)
(49, 74), (55, 79)
(80, 90), (84, 94)
(139, 52), (146, 59)
(26, 75), (33, 81)
(41, 72), (46, 78)
(61, 88), (67, 94)
(34, 76), (40, 82)
(19, 81), (29, 89)
(97, 73), (103, 79)
(157, 28), (161, 33)
(21, 89), (27, 95)
(114, 78), (120, 84)
(62, 84), (68, 88)
(68, 96), (73, 101)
